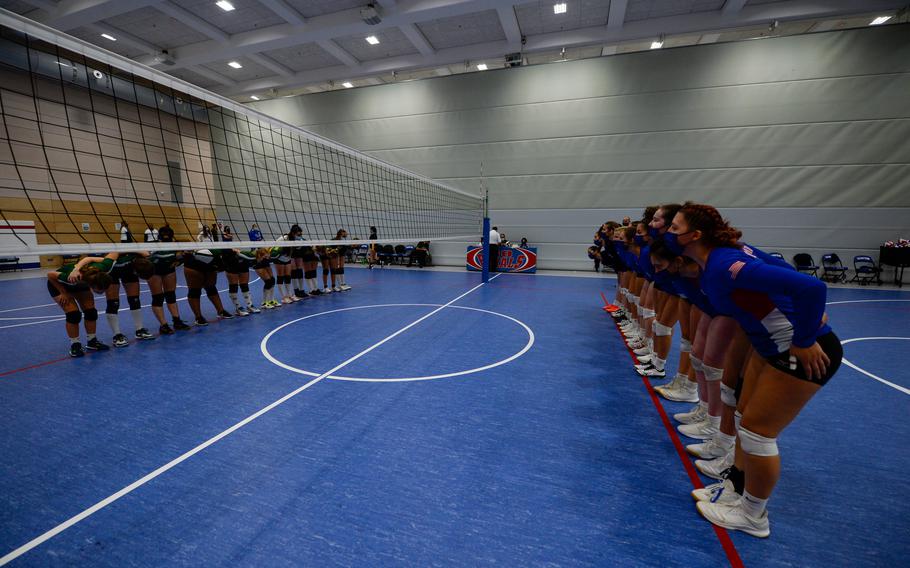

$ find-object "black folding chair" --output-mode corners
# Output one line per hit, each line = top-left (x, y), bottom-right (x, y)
(821, 253), (848, 283)
(793, 253), (819, 277)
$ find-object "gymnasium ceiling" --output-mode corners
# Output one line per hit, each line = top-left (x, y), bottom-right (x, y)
(0, 0), (906, 102)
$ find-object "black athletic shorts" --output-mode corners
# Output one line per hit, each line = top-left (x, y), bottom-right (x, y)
(300, 246), (317, 263)
(110, 264), (139, 285)
(764, 331), (843, 386)
(153, 263), (176, 277)
(47, 280), (88, 297)
(224, 254), (253, 274)
(252, 258), (271, 270)
(183, 254), (220, 273)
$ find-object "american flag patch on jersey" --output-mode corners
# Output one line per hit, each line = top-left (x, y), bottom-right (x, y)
(729, 261), (746, 279)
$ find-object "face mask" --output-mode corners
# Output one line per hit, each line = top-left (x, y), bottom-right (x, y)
(648, 226), (662, 240)
(634, 234), (647, 246)
(664, 231), (694, 255)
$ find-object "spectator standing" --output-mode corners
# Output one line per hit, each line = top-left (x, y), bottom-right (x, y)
(488, 226), (501, 273)
(144, 223), (159, 242)
(248, 224), (263, 241)
(120, 220), (133, 243)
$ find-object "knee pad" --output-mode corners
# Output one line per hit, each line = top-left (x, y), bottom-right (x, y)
(322, 267), (329, 277)
(187, 288), (202, 299)
(204, 285), (218, 297)
(291, 268), (302, 279)
(127, 295), (141, 310)
(229, 283), (239, 294)
(703, 364), (724, 382)
(336, 267), (344, 275)
(653, 321), (673, 336)
(641, 308), (656, 318)
(240, 283), (249, 292)
(83, 307), (98, 321)
(738, 426), (779, 457)
(734, 411), (743, 433)
(304, 270), (316, 279)
(164, 290), (177, 304)
(263, 278), (275, 290)
(152, 293), (165, 307)
(721, 383), (737, 407)
(65, 311), (82, 325)
(329, 267), (337, 275)
(680, 338), (692, 353)
(690, 356), (704, 374)
(106, 299), (120, 314)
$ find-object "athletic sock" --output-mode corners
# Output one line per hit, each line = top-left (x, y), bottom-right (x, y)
(107, 313), (121, 335)
(339, 273), (346, 285)
(243, 292), (254, 307)
(741, 490), (768, 517)
(715, 431), (736, 450)
(87, 333), (96, 341)
(130, 309), (143, 331)
(708, 414), (721, 429)
(70, 336), (80, 344)
(229, 292), (240, 309)
(652, 355), (666, 371)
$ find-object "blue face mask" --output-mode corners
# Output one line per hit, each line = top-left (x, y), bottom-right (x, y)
(648, 226), (662, 240)
(634, 234), (647, 246)
(664, 231), (693, 255)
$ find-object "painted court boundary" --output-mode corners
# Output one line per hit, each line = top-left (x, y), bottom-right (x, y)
(0, 274), (501, 565)
(609, 310), (745, 568)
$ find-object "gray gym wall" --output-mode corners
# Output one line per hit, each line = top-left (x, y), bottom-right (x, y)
(252, 24), (910, 271)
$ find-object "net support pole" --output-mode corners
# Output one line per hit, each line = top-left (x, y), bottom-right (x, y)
(481, 216), (490, 283)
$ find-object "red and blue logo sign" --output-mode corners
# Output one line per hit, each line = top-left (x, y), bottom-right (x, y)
(466, 246), (537, 273)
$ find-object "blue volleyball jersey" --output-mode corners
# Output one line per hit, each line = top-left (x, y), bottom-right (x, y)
(700, 246), (830, 356)
(637, 245), (654, 280)
(672, 274), (718, 317)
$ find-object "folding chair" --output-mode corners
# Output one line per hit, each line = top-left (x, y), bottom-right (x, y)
(793, 253), (820, 278)
(850, 255), (882, 285)
(821, 254), (848, 283)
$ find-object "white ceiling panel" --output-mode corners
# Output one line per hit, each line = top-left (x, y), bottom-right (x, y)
(262, 42), (344, 72)
(334, 26), (419, 62)
(177, 0), (287, 35)
(103, 6), (211, 49)
(416, 9), (507, 50)
(516, 1), (611, 36)
(203, 56), (274, 83)
(626, 0), (726, 22)
(285, 0), (364, 18)
(67, 25), (149, 59)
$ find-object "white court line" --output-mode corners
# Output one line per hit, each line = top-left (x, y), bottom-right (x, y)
(826, 299), (910, 305)
(840, 337), (910, 396)
(0, 273), (500, 565)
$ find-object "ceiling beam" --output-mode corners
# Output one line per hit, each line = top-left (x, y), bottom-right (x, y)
(43, 0), (162, 31)
(246, 53), (295, 77)
(721, 0), (749, 18)
(317, 39), (360, 67)
(257, 0), (306, 26)
(495, 5), (522, 49)
(86, 22), (161, 54)
(607, 0), (628, 30)
(15, 0), (57, 12)
(154, 0), (230, 43)
(189, 65), (237, 87)
(399, 23), (436, 56)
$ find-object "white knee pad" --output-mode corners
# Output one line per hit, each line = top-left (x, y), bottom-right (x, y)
(631, 295), (639, 305)
(680, 338), (692, 353)
(641, 308), (656, 318)
(653, 321), (673, 336)
(734, 411), (742, 432)
(720, 383), (737, 406)
(635, 304), (643, 316)
(738, 426), (779, 457)
(690, 356), (704, 373)
(703, 364), (724, 382)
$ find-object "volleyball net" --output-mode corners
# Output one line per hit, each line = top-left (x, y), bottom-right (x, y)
(0, 11), (482, 263)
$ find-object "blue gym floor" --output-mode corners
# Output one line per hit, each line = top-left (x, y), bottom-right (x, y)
(0, 268), (907, 567)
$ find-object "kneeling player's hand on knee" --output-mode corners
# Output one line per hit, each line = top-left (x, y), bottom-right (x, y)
(791, 343), (830, 381)
(55, 294), (73, 309)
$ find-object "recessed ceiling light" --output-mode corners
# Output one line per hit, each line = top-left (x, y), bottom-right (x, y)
(650, 40), (664, 49)
(100, 33), (116, 41)
(869, 16), (892, 25)
(342, 82), (353, 88)
(365, 35), (379, 45)
(250, 95), (260, 100)
(228, 61), (242, 69)
(216, 1), (235, 12)
(553, 3), (567, 14)
(476, 63), (488, 71)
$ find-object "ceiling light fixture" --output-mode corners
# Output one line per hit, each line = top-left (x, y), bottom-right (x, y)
(553, 3), (567, 14)
(476, 63), (488, 70)
(342, 82), (353, 88)
(100, 33), (116, 41)
(216, 1), (235, 12)
(365, 35), (379, 45)
(250, 95), (260, 100)
(869, 16), (892, 25)
(228, 61), (242, 69)
(650, 35), (664, 49)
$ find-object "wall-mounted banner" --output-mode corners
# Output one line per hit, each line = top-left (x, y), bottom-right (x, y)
(466, 246), (537, 273)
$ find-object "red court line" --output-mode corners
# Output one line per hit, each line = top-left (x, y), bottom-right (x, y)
(608, 305), (745, 568)
(0, 355), (72, 378)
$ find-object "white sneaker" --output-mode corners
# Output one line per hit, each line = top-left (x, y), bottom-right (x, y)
(339, 284), (352, 291)
(633, 346), (651, 356)
(628, 339), (647, 349)
(234, 308), (249, 317)
(636, 353), (653, 364)
(687, 437), (730, 459)
(323, 288), (332, 294)
(637, 366), (666, 378)
(332, 286), (341, 292)
(691, 479), (740, 504)
(661, 380), (700, 403)
(696, 499), (770, 538)
(695, 451), (734, 480)
(678, 419), (718, 440)
(247, 305), (261, 314)
(654, 372), (681, 392)
(281, 297), (292, 304)
(674, 403), (706, 423)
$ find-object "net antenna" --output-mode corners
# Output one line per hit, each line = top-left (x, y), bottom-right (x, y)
(0, 10), (483, 262)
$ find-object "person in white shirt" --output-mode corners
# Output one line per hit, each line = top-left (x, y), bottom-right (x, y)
(144, 223), (159, 242)
(488, 226), (501, 272)
(120, 220), (133, 243)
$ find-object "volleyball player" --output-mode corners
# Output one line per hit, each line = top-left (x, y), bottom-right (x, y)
(667, 203), (842, 538)
(252, 248), (279, 309)
(315, 245), (333, 294)
(329, 229), (352, 291)
(224, 249), (260, 316)
(368, 226), (378, 269)
(182, 249), (233, 325)
(273, 228), (297, 303)
(47, 255), (114, 356)
(148, 242), (191, 335)
(289, 224), (309, 299)
(82, 252), (155, 347)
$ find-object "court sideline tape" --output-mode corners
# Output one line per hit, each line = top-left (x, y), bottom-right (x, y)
(608, 304), (745, 568)
(0, 274), (501, 565)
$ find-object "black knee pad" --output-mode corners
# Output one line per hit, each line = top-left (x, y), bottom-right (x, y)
(152, 293), (165, 307)
(283, 275), (292, 285)
(204, 285), (218, 297)
(65, 311), (82, 325)
(229, 283), (239, 294)
(127, 295), (141, 310)
(83, 308), (98, 321)
(304, 270), (316, 279)
(336, 267), (344, 275)
(187, 288), (202, 299)
(106, 299), (120, 314)
(240, 283), (249, 292)
(329, 267), (337, 275)
(164, 290), (177, 304)
(322, 268), (329, 277)
(291, 268), (302, 279)
(264, 278), (275, 290)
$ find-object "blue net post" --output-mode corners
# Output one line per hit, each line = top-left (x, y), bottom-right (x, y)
(481, 217), (490, 283)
